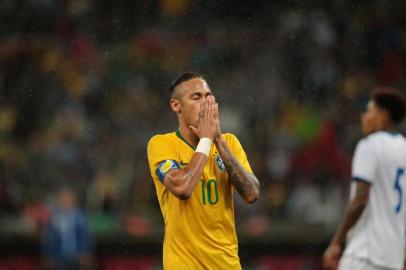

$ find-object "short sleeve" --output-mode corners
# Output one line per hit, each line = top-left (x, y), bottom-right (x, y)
(226, 133), (253, 173)
(147, 135), (180, 183)
(352, 138), (377, 184)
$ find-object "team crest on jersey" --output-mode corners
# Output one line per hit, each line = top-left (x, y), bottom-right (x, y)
(214, 154), (225, 172)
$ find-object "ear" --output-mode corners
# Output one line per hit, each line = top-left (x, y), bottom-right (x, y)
(170, 98), (181, 113)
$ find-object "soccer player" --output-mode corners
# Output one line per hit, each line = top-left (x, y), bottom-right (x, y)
(323, 88), (406, 270)
(147, 73), (260, 270)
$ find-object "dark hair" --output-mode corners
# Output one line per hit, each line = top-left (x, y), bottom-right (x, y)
(372, 87), (406, 124)
(169, 72), (204, 97)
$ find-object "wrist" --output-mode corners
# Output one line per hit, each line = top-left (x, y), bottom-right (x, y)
(200, 133), (215, 141)
(196, 137), (213, 156)
(214, 134), (224, 143)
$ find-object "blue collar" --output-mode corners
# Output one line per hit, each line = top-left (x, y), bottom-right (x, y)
(384, 130), (399, 136)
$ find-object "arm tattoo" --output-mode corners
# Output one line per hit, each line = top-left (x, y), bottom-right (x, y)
(216, 139), (260, 202)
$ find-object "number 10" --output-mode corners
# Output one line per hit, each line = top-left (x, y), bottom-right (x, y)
(201, 179), (219, 205)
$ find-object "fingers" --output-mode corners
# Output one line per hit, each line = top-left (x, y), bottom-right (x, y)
(195, 96), (218, 140)
(200, 96), (216, 120)
(214, 103), (219, 120)
(207, 96), (219, 119)
(207, 95), (215, 105)
(204, 98), (213, 123)
(204, 97), (216, 123)
(201, 99), (206, 119)
(199, 101), (204, 118)
(205, 96), (216, 118)
(205, 98), (210, 117)
(210, 101), (216, 119)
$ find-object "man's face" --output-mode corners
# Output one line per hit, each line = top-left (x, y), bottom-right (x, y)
(171, 78), (213, 127)
(361, 100), (386, 135)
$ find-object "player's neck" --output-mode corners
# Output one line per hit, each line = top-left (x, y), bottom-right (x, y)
(178, 125), (199, 147)
(379, 122), (396, 132)
(369, 124), (397, 136)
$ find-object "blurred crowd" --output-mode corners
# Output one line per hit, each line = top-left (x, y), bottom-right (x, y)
(0, 0), (406, 246)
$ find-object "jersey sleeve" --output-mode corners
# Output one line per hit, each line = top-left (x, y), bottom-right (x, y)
(147, 135), (180, 183)
(226, 133), (253, 173)
(352, 138), (377, 184)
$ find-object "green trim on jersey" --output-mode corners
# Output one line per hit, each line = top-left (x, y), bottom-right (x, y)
(175, 129), (195, 150)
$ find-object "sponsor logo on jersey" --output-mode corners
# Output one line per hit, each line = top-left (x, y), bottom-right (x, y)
(180, 161), (188, 168)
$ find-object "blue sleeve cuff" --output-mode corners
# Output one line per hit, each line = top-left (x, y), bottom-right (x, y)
(155, 160), (181, 183)
(352, 176), (372, 185)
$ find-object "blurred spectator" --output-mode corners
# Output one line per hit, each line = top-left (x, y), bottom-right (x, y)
(41, 188), (94, 270)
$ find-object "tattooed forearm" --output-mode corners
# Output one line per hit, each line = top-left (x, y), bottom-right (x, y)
(225, 157), (259, 202)
(215, 138), (260, 203)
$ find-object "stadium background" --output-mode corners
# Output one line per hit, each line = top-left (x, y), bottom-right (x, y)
(0, 0), (406, 269)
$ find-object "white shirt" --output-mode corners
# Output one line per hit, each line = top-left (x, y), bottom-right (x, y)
(344, 131), (406, 269)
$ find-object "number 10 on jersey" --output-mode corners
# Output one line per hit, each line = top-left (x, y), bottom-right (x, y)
(201, 179), (219, 205)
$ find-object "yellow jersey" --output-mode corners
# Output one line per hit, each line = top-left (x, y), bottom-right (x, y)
(147, 130), (252, 270)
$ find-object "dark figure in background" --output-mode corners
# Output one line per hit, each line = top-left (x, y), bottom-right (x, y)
(41, 188), (94, 270)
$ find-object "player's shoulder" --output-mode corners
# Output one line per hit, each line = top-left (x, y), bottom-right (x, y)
(222, 133), (246, 150)
(222, 132), (238, 140)
(357, 131), (406, 152)
(148, 132), (177, 148)
(361, 132), (380, 143)
(222, 132), (240, 144)
(357, 132), (381, 148)
(363, 131), (405, 143)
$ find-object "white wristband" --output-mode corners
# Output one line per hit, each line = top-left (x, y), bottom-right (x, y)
(195, 138), (213, 156)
